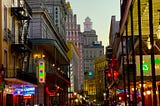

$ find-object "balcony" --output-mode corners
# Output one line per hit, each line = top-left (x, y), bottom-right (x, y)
(5, 69), (37, 85)
(47, 68), (70, 82)
(16, 69), (37, 84)
(11, 43), (32, 53)
(30, 39), (69, 65)
(29, 58), (69, 84)
(11, 0), (32, 20)
(11, 38), (32, 54)
(11, 1), (32, 53)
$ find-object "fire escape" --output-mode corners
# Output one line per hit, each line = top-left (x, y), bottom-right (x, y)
(10, 0), (37, 84)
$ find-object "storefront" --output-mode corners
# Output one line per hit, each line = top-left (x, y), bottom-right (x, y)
(3, 79), (37, 106)
(45, 73), (70, 106)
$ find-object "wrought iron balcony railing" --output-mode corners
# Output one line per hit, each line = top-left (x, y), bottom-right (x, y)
(5, 68), (37, 85)
(11, 0), (32, 20)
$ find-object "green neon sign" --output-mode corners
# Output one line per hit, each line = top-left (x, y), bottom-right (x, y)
(155, 58), (160, 64)
(138, 57), (160, 73)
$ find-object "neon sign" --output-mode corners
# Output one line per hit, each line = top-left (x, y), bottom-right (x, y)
(24, 95), (32, 99)
(138, 62), (150, 73)
(116, 89), (128, 94)
(13, 87), (35, 95)
(136, 55), (160, 76)
(138, 57), (160, 73)
(39, 60), (45, 83)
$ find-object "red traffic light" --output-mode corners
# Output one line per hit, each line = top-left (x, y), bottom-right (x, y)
(106, 71), (119, 79)
(113, 71), (119, 79)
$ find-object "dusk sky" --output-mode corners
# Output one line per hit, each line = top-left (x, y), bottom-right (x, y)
(67, 0), (120, 48)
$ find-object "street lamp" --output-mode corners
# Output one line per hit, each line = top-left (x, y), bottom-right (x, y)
(103, 93), (106, 101)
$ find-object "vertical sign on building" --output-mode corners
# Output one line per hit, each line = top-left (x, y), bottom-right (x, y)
(39, 60), (45, 83)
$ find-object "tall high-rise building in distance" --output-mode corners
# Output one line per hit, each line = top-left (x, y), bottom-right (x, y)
(66, 2), (84, 91)
(83, 17), (104, 98)
(84, 17), (93, 31)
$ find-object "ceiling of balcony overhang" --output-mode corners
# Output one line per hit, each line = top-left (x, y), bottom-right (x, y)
(31, 39), (69, 65)
(123, 0), (160, 36)
(122, 0), (160, 54)
(134, 39), (160, 55)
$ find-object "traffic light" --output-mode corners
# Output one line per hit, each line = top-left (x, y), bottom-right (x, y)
(88, 71), (93, 76)
(113, 70), (119, 80)
(107, 72), (111, 77)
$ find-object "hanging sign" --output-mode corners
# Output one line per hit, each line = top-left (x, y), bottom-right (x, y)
(39, 60), (45, 83)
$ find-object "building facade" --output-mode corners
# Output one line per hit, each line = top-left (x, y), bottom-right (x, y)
(105, 16), (120, 104)
(66, 42), (80, 105)
(66, 42), (80, 92)
(0, 0), (37, 106)
(66, 2), (84, 91)
(43, 0), (67, 42)
(82, 17), (104, 102)
(26, 0), (70, 106)
(114, 0), (160, 106)
(94, 55), (107, 104)
(108, 16), (120, 55)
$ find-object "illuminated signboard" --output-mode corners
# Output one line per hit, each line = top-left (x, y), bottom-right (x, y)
(116, 89), (128, 94)
(24, 95), (32, 99)
(39, 60), (45, 83)
(136, 55), (160, 76)
(13, 87), (35, 95)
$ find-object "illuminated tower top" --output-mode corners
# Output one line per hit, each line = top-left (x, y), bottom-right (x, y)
(83, 17), (92, 31)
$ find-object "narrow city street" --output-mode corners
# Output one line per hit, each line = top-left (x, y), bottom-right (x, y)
(0, 0), (160, 106)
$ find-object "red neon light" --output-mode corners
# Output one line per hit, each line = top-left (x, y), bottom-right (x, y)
(23, 96), (32, 99)
(46, 87), (56, 95)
